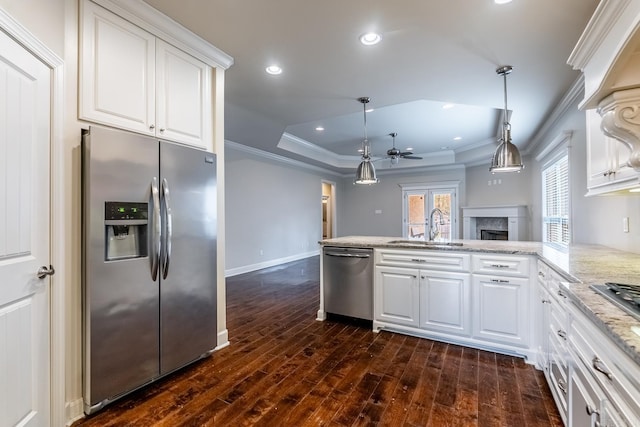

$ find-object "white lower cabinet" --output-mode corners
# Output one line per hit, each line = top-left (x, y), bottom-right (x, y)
(472, 274), (528, 347)
(374, 266), (420, 327)
(537, 260), (640, 426)
(419, 270), (471, 336)
(374, 249), (534, 358)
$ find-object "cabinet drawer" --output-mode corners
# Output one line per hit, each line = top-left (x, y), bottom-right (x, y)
(570, 308), (640, 422)
(471, 254), (531, 277)
(376, 249), (470, 271)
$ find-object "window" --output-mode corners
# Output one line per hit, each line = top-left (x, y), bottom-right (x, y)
(542, 153), (569, 245)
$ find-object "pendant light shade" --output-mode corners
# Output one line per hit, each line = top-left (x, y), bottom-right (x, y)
(490, 66), (524, 173)
(354, 97), (379, 184)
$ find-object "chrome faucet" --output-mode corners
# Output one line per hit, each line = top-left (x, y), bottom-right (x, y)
(428, 208), (445, 241)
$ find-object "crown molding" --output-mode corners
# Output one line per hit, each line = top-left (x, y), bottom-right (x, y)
(567, 0), (630, 70)
(277, 132), (360, 169)
(225, 140), (342, 177)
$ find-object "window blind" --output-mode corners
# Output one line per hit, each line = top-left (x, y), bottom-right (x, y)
(542, 154), (569, 245)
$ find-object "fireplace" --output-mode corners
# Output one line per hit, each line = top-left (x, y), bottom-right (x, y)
(461, 205), (528, 241)
(481, 229), (508, 240)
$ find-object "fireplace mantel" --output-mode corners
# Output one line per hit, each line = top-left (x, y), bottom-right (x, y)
(461, 205), (528, 241)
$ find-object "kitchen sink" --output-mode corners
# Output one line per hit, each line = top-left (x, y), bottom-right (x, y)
(387, 240), (463, 247)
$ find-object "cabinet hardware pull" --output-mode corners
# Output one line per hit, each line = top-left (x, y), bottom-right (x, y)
(557, 330), (567, 340)
(592, 357), (613, 381)
(490, 264), (509, 268)
(490, 279), (510, 283)
(557, 290), (567, 299)
(541, 299), (551, 304)
(160, 128), (166, 132)
(410, 258), (426, 263)
(538, 271), (545, 277)
(557, 378), (567, 394)
(149, 124), (155, 130)
(586, 404), (600, 416)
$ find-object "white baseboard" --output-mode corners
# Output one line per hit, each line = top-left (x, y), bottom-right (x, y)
(66, 398), (84, 426)
(225, 250), (320, 277)
(216, 328), (229, 349)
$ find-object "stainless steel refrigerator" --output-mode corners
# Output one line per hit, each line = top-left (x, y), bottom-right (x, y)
(81, 125), (217, 414)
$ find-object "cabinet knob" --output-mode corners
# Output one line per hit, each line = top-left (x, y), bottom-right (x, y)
(149, 124), (155, 130)
(160, 128), (165, 132)
(538, 271), (545, 277)
(557, 290), (567, 299)
(557, 329), (567, 340)
(541, 299), (551, 304)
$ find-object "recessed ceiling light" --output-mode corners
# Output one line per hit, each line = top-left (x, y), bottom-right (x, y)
(406, 147), (414, 151)
(494, 0), (512, 4)
(453, 136), (462, 141)
(315, 126), (324, 131)
(265, 65), (282, 75)
(442, 103), (455, 109)
(359, 32), (382, 46)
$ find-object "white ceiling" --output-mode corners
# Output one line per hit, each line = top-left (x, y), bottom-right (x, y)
(143, 0), (599, 173)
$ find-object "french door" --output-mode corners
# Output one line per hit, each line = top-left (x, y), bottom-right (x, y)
(403, 185), (458, 240)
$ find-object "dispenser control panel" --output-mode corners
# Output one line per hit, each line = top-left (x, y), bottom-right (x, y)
(105, 202), (148, 221)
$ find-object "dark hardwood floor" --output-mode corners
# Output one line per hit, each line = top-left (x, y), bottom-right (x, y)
(74, 256), (562, 426)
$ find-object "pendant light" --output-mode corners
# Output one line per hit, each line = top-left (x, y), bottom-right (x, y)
(354, 97), (379, 184)
(490, 65), (524, 173)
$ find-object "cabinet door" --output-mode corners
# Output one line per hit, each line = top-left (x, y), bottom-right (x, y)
(472, 275), (529, 347)
(374, 266), (420, 327)
(419, 270), (470, 336)
(80, 1), (156, 135)
(156, 40), (212, 148)
(587, 109), (614, 189)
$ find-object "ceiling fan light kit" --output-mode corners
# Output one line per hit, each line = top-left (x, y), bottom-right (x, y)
(354, 97), (379, 184)
(490, 65), (524, 173)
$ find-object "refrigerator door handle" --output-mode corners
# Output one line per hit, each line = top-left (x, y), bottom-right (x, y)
(150, 177), (161, 281)
(161, 178), (172, 279)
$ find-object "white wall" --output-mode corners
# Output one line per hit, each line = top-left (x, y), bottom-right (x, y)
(224, 143), (339, 274)
(338, 167), (467, 238)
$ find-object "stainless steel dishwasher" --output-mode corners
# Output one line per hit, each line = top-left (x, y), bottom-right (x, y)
(323, 246), (373, 321)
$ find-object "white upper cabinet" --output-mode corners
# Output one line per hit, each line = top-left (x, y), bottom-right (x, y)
(80, 0), (218, 149)
(569, 0), (640, 195)
(80, 0), (156, 135)
(156, 40), (211, 147)
(586, 109), (637, 195)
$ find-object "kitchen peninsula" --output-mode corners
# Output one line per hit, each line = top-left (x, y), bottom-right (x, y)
(319, 236), (640, 425)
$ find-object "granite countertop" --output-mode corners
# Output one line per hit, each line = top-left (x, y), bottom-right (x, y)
(320, 236), (640, 364)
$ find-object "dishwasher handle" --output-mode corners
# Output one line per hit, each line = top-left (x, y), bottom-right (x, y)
(325, 252), (371, 258)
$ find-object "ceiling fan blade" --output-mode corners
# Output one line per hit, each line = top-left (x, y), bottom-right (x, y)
(400, 151), (414, 156)
(402, 155), (423, 160)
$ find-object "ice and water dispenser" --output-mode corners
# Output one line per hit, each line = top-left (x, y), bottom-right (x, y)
(104, 201), (148, 260)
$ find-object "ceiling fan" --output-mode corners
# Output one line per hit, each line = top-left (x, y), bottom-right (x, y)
(385, 132), (422, 164)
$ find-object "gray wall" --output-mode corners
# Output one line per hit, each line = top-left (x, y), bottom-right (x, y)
(337, 167), (467, 238)
(224, 143), (338, 273)
(529, 93), (640, 253)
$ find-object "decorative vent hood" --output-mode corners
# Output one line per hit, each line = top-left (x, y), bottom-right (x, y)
(568, 0), (640, 173)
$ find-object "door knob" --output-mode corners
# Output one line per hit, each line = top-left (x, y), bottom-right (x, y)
(37, 265), (55, 279)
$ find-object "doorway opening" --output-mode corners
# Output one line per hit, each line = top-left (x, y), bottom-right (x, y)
(322, 181), (336, 239)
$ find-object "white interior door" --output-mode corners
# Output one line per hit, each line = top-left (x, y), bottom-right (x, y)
(0, 29), (52, 426)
